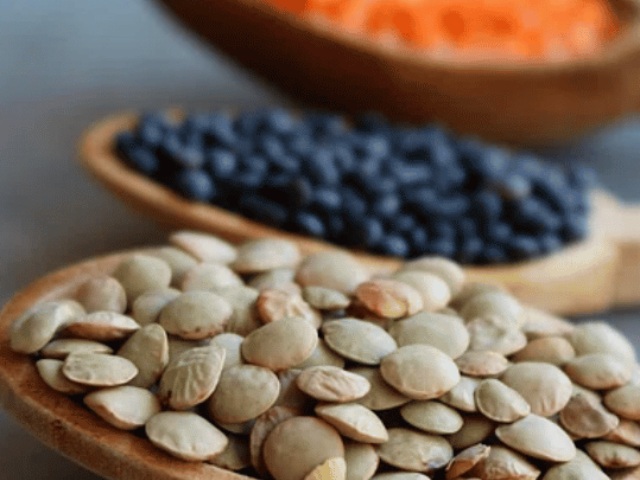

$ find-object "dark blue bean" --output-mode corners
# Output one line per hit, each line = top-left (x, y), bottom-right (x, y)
(380, 234), (410, 257)
(390, 161), (432, 185)
(457, 237), (484, 264)
(306, 149), (340, 185)
(539, 232), (562, 253)
(560, 214), (588, 242)
(306, 112), (347, 138)
(313, 188), (342, 212)
(362, 217), (385, 248)
(507, 235), (540, 260)
(124, 146), (159, 175)
(207, 149), (237, 179)
(264, 109), (298, 136)
(567, 165), (598, 189)
(289, 178), (314, 208)
(332, 145), (357, 174)
(480, 245), (507, 264)
(201, 113), (237, 148)
(484, 222), (512, 243)
(258, 135), (286, 162)
(175, 170), (216, 202)
(473, 191), (503, 220)
(395, 214), (417, 233)
(137, 122), (165, 149)
(239, 154), (269, 177)
(294, 212), (326, 238)
(428, 238), (457, 258)
(372, 193), (401, 218)
(239, 194), (288, 226)
(409, 226), (429, 253)
(175, 144), (205, 170)
(116, 131), (138, 156)
(340, 188), (367, 220)
(496, 173), (532, 199)
(355, 111), (390, 133)
(326, 214), (345, 238)
(351, 173), (397, 199)
(287, 133), (315, 158)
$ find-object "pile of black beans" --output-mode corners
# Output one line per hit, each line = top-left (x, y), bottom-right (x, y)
(116, 108), (597, 264)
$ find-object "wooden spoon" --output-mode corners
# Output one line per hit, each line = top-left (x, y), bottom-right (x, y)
(78, 112), (640, 316)
(0, 251), (252, 480)
(150, 0), (640, 146)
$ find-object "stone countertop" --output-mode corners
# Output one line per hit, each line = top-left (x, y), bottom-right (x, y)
(1, 0), (640, 478)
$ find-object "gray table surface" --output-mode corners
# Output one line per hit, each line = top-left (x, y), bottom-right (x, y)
(2, 0), (640, 478)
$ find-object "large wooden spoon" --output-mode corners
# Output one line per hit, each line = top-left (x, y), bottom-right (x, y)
(150, 0), (640, 146)
(78, 112), (640, 316)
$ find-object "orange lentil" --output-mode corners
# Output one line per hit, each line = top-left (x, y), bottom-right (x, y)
(261, 0), (621, 61)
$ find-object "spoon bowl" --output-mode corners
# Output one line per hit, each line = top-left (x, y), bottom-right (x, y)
(78, 112), (640, 315)
(152, 0), (640, 146)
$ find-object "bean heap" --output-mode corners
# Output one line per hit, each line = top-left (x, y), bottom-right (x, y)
(116, 109), (596, 264)
(12, 231), (638, 480)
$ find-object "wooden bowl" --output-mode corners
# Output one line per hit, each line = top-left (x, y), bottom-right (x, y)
(78, 112), (640, 316)
(150, 0), (640, 146)
(0, 251), (252, 480)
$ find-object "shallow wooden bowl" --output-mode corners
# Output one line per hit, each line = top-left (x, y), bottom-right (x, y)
(0, 251), (252, 480)
(151, 0), (640, 146)
(78, 112), (640, 316)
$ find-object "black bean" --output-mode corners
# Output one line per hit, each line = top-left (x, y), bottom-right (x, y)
(380, 234), (410, 257)
(207, 149), (237, 179)
(294, 212), (326, 238)
(239, 194), (288, 226)
(124, 145), (159, 176)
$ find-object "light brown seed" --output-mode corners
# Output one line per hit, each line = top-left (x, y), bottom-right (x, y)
(169, 231), (237, 264)
(131, 288), (181, 327)
(605, 420), (640, 447)
(344, 442), (379, 480)
(449, 282), (504, 310)
(511, 336), (576, 365)
(166, 336), (210, 363)
(371, 474), (430, 480)
(467, 446), (539, 480)
(250, 406), (300, 478)
(11, 300), (85, 354)
(304, 457), (347, 480)
(349, 367), (410, 411)
(148, 246), (199, 287)
(158, 345), (226, 410)
(181, 263), (244, 291)
(571, 382), (602, 405)
(605, 385), (640, 420)
(445, 444), (490, 480)
(295, 339), (346, 370)
(146, 411), (229, 462)
(446, 415), (495, 450)
(215, 285), (261, 336)
(74, 276), (127, 314)
(112, 254), (172, 303)
(466, 315), (527, 356)
(63, 311), (140, 342)
(401, 257), (466, 297)
(296, 251), (370, 295)
(256, 288), (321, 328)
(216, 419), (256, 436)
(389, 312), (469, 359)
(206, 364), (280, 424)
(459, 291), (522, 326)
(62, 353), (138, 387)
(439, 376), (480, 413)
(40, 338), (113, 359)
(495, 414), (576, 462)
(541, 449), (609, 480)
(569, 321), (637, 369)
(83, 386), (161, 430)
(609, 466), (640, 480)
(380, 345), (460, 400)
(475, 379), (530, 423)
(249, 268), (297, 292)
(392, 271), (451, 312)
(117, 323), (169, 388)
(520, 306), (576, 340)
(242, 317), (318, 371)
(559, 394), (620, 439)
(501, 361), (573, 417)
(377, 428), (453, 472)
(565, 353), (633, 390)
(208, 434), (251, 471)
(232, 239), (300, 274)
(455, 351), (508, 377)
(586, 441), (640, 469)
(36, 359), (90, 395)
(159, 291), (232, 340)
(315, 403), (388, 443)
(322, 318), (397, 366)
(263, 416), (345, 480)
(400, 401), (463, 434)
(354, 279), (423, 319)
(303, 286), (350, 311)
(210, 333), (244, 369)
(297, 366), (370, 402)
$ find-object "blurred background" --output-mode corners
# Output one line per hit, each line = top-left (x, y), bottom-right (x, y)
(1, 0), (640, 478)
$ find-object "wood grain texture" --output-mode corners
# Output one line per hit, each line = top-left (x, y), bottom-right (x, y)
(0, 252), (258, 480)
(149, 0), (640, 146)
(76, 113), (640, 316)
